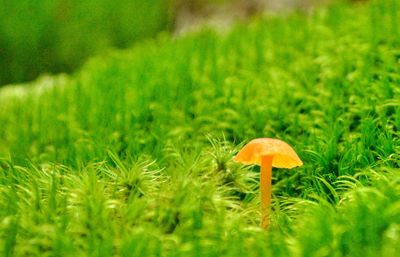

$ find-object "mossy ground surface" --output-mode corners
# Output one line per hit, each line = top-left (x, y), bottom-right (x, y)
(0, 0), (399, 256)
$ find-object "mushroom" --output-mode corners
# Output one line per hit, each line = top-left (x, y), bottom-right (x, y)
(234, 138), (303, 229)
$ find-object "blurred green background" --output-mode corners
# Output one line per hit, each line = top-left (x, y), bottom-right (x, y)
(0, 0), (350, 87)
(0, 0), (280, 87)
(0, 0), (171, 86)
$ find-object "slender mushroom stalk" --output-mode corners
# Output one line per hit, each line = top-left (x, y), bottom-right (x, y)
(234, 138), (303, 229)
(260, 155), (272, 229)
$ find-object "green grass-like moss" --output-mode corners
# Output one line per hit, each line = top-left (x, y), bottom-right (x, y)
(0, 0), (399, 256)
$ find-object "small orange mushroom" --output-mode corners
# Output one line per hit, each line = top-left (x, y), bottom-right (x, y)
(234, 138), (303, 229)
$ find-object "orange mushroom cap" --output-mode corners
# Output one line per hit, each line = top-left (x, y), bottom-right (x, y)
(234, 138), (303, 169)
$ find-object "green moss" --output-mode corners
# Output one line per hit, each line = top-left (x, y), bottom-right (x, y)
(0, 0), (399, 256)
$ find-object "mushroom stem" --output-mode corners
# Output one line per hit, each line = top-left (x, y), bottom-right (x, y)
(260, 155), (273, 229)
